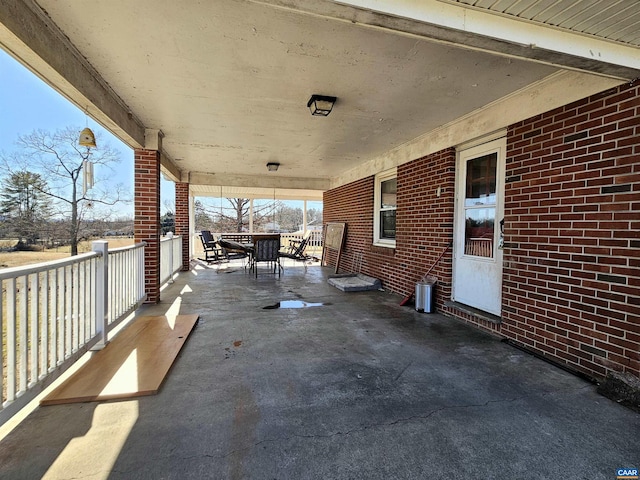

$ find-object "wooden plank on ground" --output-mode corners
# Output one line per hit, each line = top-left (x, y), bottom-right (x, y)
(41, 314), (199, 406)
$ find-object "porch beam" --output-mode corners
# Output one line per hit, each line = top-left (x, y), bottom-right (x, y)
(187, 171), (330, 191)
(160, 152), (182, 184)
(251, 0), (640, 80)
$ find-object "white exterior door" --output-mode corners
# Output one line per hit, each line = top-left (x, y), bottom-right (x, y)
(453, 137), (505, 316)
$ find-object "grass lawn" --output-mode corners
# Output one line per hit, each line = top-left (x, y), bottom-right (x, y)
(0, 238), (136, 269)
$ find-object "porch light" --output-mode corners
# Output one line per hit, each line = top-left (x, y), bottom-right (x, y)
(266, 162), (280, 172)
(307, 94), (336, 116)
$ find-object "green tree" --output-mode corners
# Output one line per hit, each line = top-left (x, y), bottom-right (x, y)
(0, 170), (51, 246)
(161, 211), (175, 235)
(194, 200), (213, 232)
(2, 127), (126, 255)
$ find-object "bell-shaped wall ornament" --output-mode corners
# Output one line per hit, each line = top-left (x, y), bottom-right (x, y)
(78, 127), (97, 148)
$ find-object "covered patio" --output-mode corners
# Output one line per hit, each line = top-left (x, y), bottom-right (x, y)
(1, 260), (638, 479)
(1, 2), (639, 476)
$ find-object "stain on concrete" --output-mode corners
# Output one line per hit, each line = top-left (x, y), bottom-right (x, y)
(229, 384), (261, 480)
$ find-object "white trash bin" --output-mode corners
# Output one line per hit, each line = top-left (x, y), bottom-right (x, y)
(415, 277), (436, 313)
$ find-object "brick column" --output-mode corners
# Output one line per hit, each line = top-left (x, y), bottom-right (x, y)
(175, 182), (190, 271)
(134, 148), (161, 303)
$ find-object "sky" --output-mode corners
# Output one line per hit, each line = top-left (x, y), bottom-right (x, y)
(0, 48), (322, 220)
(0, 48), (173, 218)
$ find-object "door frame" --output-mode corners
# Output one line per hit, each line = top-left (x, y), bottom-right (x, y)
(452, 135), (506, 315)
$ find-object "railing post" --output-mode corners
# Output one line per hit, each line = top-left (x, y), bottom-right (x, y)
(92, 241), (109, 350)
(166, 232), (174, 284)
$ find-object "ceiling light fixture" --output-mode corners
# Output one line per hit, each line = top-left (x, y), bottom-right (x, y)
(266, 162), (280, 172)
(307, 94), (336, 117)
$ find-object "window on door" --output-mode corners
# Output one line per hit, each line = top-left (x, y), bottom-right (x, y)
(373, 168), (397, 247)
(464, 153), (497, 258)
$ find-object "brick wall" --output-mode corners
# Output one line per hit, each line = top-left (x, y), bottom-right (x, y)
(175, 182), (190, 271)
(502, 80), (640, 378)
(134, 148), (160, 303)
(323, 148), (456, 311)
(323, 81), (639, 380)
(323, 176), (374, 273)
(395, 149), (456, 309)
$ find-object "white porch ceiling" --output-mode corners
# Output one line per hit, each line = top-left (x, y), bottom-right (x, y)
(1, 0), (639, 198)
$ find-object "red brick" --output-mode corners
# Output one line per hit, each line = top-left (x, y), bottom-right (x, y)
(134, 148), (161, 303)
(325, 84), (640, 380)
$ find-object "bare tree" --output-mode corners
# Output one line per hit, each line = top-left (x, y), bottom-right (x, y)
(276, 205), (303, 232)
(2, 127), (127, 255)
(163, 199), (175, 215)
(227, 198), (250, 232)
(202, 198), (280, 233)
(307, 207), (323, 225)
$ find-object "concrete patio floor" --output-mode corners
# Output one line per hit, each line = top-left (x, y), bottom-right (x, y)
(0, 260), (638, 479)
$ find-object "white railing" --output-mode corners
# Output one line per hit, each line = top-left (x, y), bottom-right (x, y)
(0, 240), (146, 425)
(280, 231), (323, 250)
(464, 238), (493, 258)
(108, 242), (147, 325)
(160, 234), (182, 286)
(279, 233), (298, 249)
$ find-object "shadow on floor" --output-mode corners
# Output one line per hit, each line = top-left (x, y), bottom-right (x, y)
(1, 263), (638, 480)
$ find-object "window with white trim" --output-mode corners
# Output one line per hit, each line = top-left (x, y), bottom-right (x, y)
(373, 168), (397, 247)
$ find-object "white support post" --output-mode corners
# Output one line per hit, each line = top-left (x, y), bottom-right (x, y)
(92, 241), (109, 350)
(249, 199), (254, 233)
(166, 232), (174, 284)
(303, 200), (308, 234)
(189, 191), (195, 262)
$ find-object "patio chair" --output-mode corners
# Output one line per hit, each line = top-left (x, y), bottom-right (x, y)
(283, 231), (312, 256)
(198, 230), (223, 263)
(279, 232), (311, 271)
(253, 236), (282, 277)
